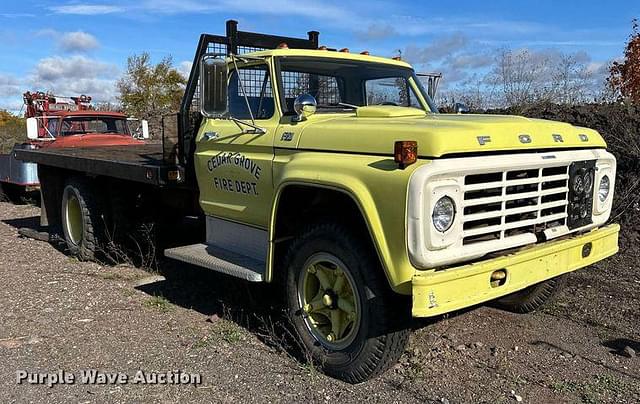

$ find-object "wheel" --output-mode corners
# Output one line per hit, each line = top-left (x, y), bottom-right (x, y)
(285, 221), (410, 383)
(61, 177), (106, 261)
(493, 276), (564, 313)
(0, 182), (26, 204)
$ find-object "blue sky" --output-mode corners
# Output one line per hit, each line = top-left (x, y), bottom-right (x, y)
(0, 0), (638, 111)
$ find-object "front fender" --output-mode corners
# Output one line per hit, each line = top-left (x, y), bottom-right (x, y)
(268, 150), (430, 294)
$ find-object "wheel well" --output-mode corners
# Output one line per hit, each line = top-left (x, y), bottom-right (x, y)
(272, 185), (380, 280)
(38, 167), (202, 240)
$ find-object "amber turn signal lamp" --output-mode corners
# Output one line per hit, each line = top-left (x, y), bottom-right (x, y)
(394, 141), (418, 169)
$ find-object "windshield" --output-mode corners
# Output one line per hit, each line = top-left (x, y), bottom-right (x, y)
(276, 57), (437, 114)
(59, 116), (129, 136)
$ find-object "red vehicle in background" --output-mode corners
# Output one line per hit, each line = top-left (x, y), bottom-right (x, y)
(23, 91), (148, 147)
(0, 91), (148, 203)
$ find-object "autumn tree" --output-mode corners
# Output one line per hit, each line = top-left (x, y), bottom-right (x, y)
(608, 19), (640, 102)
(117, 52), (186, 119)
(0, 110), (26, 153)
(455, 48), (596, 109)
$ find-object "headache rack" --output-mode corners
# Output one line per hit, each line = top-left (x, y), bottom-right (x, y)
(166, 20), (319, 185)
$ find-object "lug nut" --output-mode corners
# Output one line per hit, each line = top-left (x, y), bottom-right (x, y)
(326, 333), (336, 342)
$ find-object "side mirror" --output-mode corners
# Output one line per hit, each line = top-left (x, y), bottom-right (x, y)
(26, 117), (38, 140)
(454, 102), (470, 114)
(200, 54), (228, 118)
(293, 94), (317, 122)
(141, 120), (150, 139)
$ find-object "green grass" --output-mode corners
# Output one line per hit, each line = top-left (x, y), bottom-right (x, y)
(192, 320), (245, 348)
(144, 295), (172, 313)
(551, 374), (636, 404)
(220, 325), (243, 344)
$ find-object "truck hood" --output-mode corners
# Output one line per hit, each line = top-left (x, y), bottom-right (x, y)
(296, 106), (605, 157)
(39, 134), (144, 149)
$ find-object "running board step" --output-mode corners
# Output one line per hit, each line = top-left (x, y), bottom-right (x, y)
(164, 243), (264, 282)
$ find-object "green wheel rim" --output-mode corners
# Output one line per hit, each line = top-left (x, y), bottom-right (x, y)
(298, 252), (361, 350)
(65, 192), (83, 245)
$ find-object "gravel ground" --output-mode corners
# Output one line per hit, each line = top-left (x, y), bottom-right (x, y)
(0, 201), (638, 403)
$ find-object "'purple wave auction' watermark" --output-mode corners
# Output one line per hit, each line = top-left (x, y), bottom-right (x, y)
(16, 370), (202, 388)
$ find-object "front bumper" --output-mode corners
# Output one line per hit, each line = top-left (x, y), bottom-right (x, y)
(412, 224), (619, 317)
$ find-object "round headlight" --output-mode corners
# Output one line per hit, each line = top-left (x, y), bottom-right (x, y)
(432, 196), (456, 232)
(598, 175), (610, 202)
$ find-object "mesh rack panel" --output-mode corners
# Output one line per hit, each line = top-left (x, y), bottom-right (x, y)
(176, 20), (319, 175)
(280, 71), (340, 106)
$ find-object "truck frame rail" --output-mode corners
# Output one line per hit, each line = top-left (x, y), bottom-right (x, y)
(14, 143), (178, 186)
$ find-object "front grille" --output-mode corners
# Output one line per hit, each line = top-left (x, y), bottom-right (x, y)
(462, 165), (570, 245)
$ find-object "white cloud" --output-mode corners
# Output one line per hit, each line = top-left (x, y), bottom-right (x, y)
(49, 4), (124, 15)
(0, 73), (21, 98)
(59, 31), (100, 52)
(178, 61), (193, 79)
(138, 0), (346, 19)
(405, 33), (469, 64)
(0, 13), (35, 18)
(355, 24), (397, 41)
(0, 74), (23, 113)
(49, 0), (348, 21)
(30, 56), (119, 102)
(33, 56), (116, 81)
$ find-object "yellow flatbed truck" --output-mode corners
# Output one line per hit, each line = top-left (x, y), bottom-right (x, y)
(17, 21), (619, 383)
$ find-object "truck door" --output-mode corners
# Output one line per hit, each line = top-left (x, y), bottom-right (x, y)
(194, 62), (277, 229)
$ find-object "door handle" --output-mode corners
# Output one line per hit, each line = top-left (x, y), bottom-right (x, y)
(203, 131), (219, 141)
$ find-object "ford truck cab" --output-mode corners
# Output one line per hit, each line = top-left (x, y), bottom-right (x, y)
(181, 47), (619, 382)
(20, 23), (618, 384)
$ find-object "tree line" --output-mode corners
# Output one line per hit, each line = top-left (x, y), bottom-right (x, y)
(2, 19), (640, 125)
(441, 19), (640, 110)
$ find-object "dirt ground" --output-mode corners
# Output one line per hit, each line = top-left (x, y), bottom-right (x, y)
(0, 201), (638, 403)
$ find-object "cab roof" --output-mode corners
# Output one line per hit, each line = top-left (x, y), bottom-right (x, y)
(48, 110), (127, 118)
(242, 48), (413, 69)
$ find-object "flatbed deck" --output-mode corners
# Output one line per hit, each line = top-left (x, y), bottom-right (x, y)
(15, 143), (181, 186)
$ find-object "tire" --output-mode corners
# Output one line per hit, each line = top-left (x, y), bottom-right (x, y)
(284, 221), (410, 383)
(0, 182), (26, 204)
(61, 177), (106, 261)
(493, 276), (564, 314)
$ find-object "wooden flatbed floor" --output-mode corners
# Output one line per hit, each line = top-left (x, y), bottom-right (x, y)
(15, 143), (181, 186)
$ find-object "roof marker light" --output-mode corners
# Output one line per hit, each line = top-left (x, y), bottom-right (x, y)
(339, 48), (350, 53)
(277, 42), (289, 49)
(360, 51), (370, 55)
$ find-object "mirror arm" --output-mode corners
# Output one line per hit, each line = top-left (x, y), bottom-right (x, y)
(230, 54), (257, 126)
(230, 117), (266, 135)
